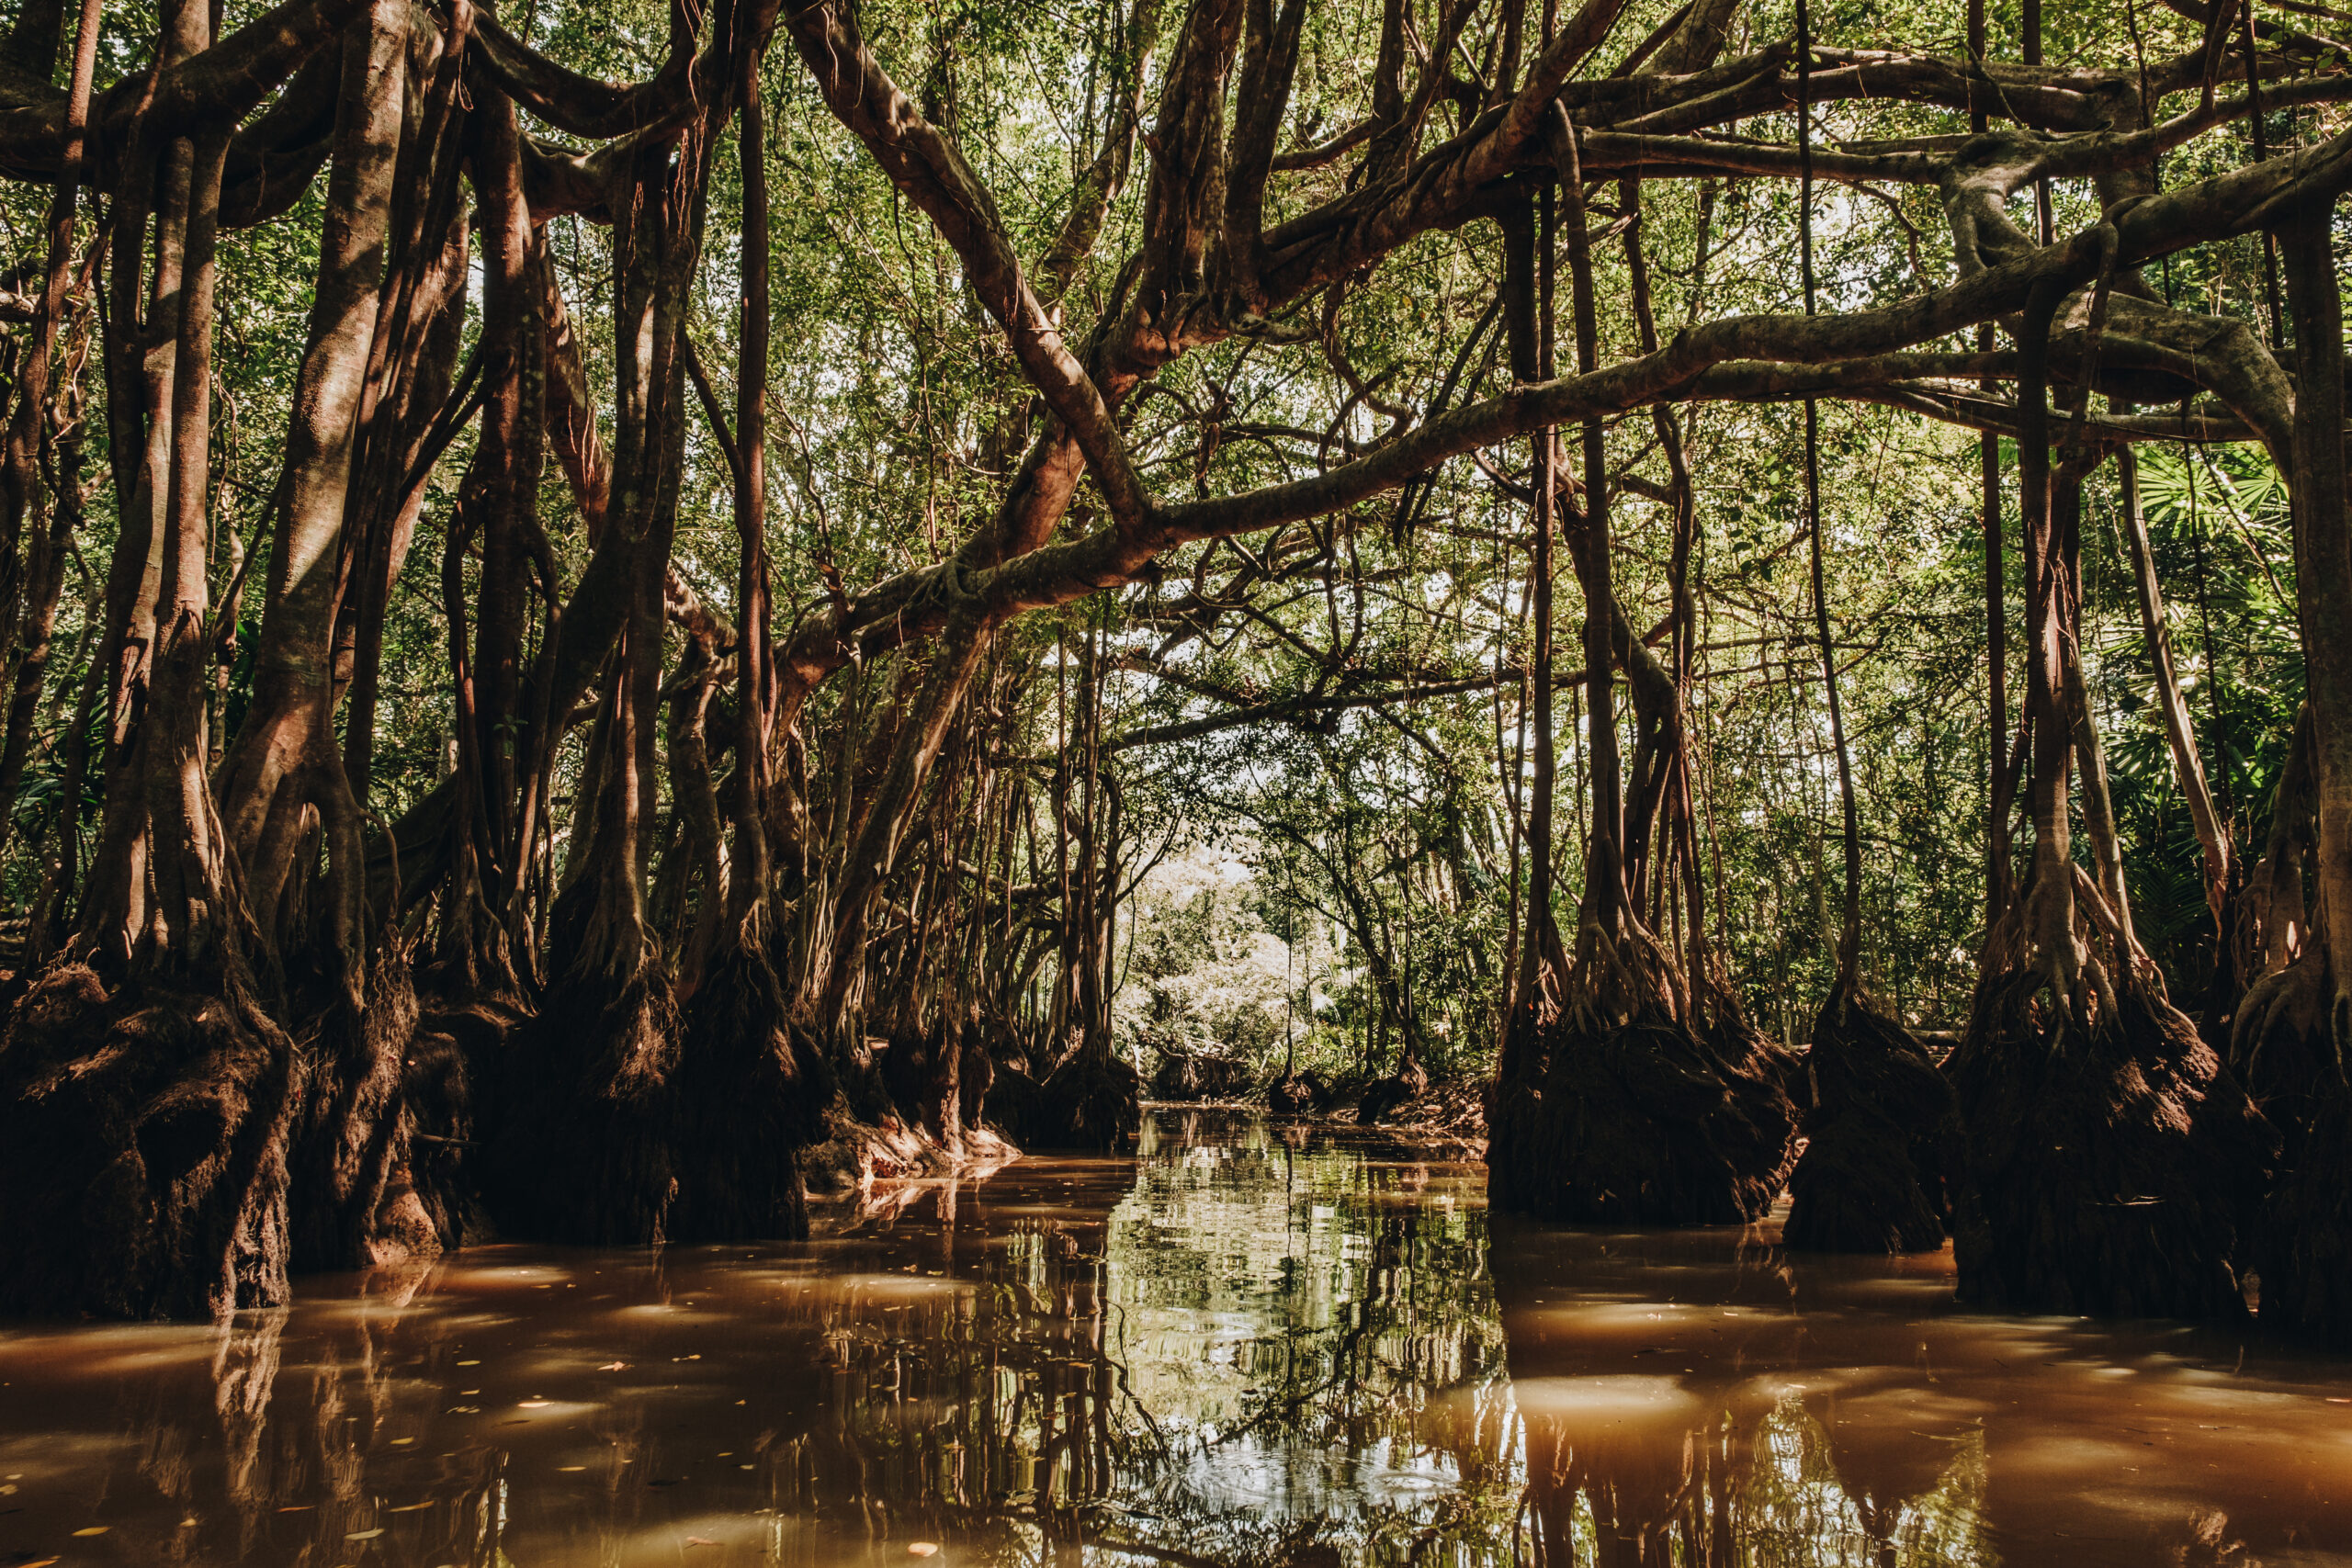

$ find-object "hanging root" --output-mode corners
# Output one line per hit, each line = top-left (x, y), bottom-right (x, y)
(1783, 994), (1958, 1254)
(1488, 987), (1798, 1225)
(666, 941), (827, 1242)
(484, 951), (681, 1245)
(0, 964), (298, 1319)
(1950, 963), (2277, 1316)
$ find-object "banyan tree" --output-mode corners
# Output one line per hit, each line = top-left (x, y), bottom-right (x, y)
(0, 0), (2344, 1328)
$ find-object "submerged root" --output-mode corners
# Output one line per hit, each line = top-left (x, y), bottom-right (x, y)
(484, 955), (681, 1245)
(2256, 1078), (2352, 1342)
(1488, 1005), (1798, 1225)
(667, 943), (827, 1242)
(1950, 970), (2276, 1317)
(1783, 996), (1958, 1254)
(0, 964), (298, 1319)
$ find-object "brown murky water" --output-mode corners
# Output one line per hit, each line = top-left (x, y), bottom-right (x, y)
(1, 1110), (2349, 1566)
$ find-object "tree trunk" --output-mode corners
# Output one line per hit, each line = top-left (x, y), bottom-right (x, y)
(1487, 109), (1795, 1226)
(0, 0), (305, 1321)
(1948, 276), (2276, 1319)
(2256, 190), (2352, 1341)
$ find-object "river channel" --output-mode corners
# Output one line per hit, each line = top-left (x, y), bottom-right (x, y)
(1, 1109), (2349, 1565)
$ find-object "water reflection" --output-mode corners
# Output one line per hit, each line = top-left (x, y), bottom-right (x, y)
(2, 1112), (2351, 1566)
(1496, 1219), (2352, 1565)
(0, 1112), (1512, 1566)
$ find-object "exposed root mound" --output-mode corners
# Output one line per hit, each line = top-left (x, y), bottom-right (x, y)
(1950, 976), (2276, 1317)
(2230, 958), (2333, 1168)
(1783, 998), (1957, 1254)
(288, 947), (430, 1271)
(1149, 1047), (1255, 1101)
(0, 964), (297, 1318)
(960, 1017), (1001, 1131)
(989, 1054), (1142, 1151)
(1355, 1061), (1430, 1126)
(666, 945), (827, 1242)
(399, 988), (523, 1249)
(1488, 1010), (1798, 1224)
(801, 1105), (1021, 1195)
(878, 1007), (980, 1145)
(2257, 1079), (2352, 1342)
(1268, 1069), (1327, 1117)
(1351, 1073), (1487, 1156)
(485, 958), (680, 1245)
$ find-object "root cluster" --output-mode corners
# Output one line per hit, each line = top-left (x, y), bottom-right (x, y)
(0, 964), (298, 1318)
(1783, 997), (1957, 1254)
(1950, 971), (2275, 1317)
(2257, 1079), (2352, 1341)
(669, 944), (829, 1242)
(1489, 1003), (1798, 1225)
(1267, 1070), (1328, 1117)
(989, 1052), (1142, 1152)
(484, 956), (682, 1245)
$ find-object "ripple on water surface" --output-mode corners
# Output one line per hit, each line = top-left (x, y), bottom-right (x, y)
(2, 1109), (2351, 1565)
